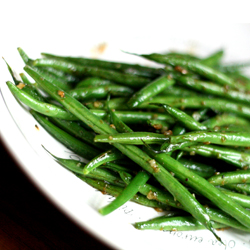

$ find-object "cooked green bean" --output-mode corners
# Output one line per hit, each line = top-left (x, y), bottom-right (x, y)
(49, 117), (108, 150)
(24, 65), (219, 239)
(43, 148), (125, 186)
(208, 170), (250, 186)
(99, 171), (151, 215)
(145, 149), (250, 229)
(139, 53), (244, 90)
(181, 144), (250, 169)
(90, 109), (175, 125)
(178, 158), (216, 179)
(127, 75), (175, 108)
(202, 113), (250, 128)
(134, 216), (226, 231)
(94, 132), (168, 145)
(5, 47), (250, 240)
(41, 52), (164, 78)
(31, 110), (100, 160)
(77, 176), (170, 210)
(153, 104), (207, 131)
(177, 76), (250, 104)
(223, 184), (250, 195)
(87, 96), (250, 118)
(75, 77), (114, 88)
(83, 148), (126, 175)
(69, 85), (134, 101)
(161, 131), (250, 149)
(33, 58), (151, 87)
(6, 81), (78, 120)
(200, 49), (224, 68)
(218, 188), (250, 209)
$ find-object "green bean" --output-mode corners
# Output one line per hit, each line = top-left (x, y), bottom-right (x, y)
(153, 104), (207, 131)
(88, 96), (250, 118)
(121, 170), (250, 231)
(177, 76), (250, 104)
(30, 110), (100, 160)
(83, 148), (126, 175)
(6, 81), (78, 120)
(4, 59), (45, 102)
(145, 149), (250, 229)
(75, 77), (114, 88)
(207, 170), (250, 186)
(33, 58), (151, 87)
(202, 113), (250, 128)
(77, 176), (170, 210)
(127, 75), (175, 108)
(178, 158), (216, 179)
(134, 216), (226, 231)
(139, 53), (244, 90)
(218, 61), (250, 74)
(43, 148), (125, 186)
(94, 132), (168, 145)
(161, 131), (250, 149)
(90, 109), (175, 125)
(147, 119), (170, 132)
(200, 49), (224, 68)
(108, 106), (133, 133)
(181, 144), (250, 169)
(41, 52), (163, 78)
(68, 85), (134, 101)
(218, 188), (250, 209)
(223, 184), (250, 195)
(99, 171), (151, 215)
(160, 84), (200, 97)
(24, 64), (224, 240)
(18, 47), (79, 85)
(104, 162), (137, 174)
(48, 117), (108, 150)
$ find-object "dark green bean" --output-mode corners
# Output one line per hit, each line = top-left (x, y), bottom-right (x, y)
(30, 110), (100, 160)
(48, 117), (108, 150)
(33, 58), (151, 88)
(41, 52), (164, 78)
(177, 76), (250, 104)
(181, 144), (250, 169)
(139, 53), (244, 90)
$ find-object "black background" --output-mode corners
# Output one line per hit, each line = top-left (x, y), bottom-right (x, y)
(0, 141), (112, 250)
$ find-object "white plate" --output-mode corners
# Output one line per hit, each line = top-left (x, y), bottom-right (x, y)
(1, 24), (250, 250)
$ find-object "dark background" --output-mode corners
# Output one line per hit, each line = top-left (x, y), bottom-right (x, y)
(0, 141), (112, 250)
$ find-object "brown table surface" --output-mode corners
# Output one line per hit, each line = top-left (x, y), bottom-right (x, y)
(0, 142), (112, 250)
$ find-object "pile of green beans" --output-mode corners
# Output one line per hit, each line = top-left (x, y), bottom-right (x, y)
(4, 47), (250, 242)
